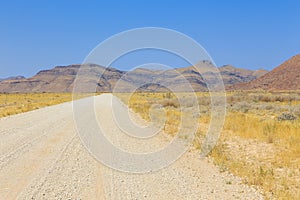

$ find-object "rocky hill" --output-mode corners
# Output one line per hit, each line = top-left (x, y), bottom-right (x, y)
(230, 54), (300, 91)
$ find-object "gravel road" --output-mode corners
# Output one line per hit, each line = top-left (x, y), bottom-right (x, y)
(0, 94), (263, 200)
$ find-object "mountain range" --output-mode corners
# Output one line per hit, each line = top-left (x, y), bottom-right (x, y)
(1, 54), (299, 93)
(0, 61), (268, 93)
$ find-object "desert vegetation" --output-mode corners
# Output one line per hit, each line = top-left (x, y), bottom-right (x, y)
(117, 91), (300, 200)
(0, 93), (93, 118)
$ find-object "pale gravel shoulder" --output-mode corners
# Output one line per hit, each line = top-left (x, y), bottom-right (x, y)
(0, 94), (264, 199)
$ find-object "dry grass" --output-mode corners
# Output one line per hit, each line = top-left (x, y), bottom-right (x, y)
(116, 92), (182, 135)
(0, 93), (93, 118)
(213, 111), (300, 199)
(118, 91), (300, 199)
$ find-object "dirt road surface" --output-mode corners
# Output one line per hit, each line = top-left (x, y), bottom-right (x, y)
(0, 94), (263, 200)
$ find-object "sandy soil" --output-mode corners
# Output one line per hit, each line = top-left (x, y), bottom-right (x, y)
(0, 94), (263, 199)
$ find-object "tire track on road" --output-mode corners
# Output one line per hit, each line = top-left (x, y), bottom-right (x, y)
(0, 118), (69, 171)
(18, 136), (106, 200)
(16, 134), (77, 200)
(0, 121), (75, 199)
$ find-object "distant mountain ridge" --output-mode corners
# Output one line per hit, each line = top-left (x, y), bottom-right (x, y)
(0, 62), (268, 93)
(219, 65), (268, 85)
(0, 76), (25, 82)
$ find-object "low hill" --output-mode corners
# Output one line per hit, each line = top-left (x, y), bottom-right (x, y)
(231, 54), (300, 91)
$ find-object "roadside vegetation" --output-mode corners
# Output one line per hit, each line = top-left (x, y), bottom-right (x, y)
(117, 91), (300, 200)
(0, 93), (93, 118)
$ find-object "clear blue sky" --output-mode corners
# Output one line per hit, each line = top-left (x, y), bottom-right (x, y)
(0, 0), (299, 77)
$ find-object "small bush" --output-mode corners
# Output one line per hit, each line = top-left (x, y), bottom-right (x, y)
(277, 112), (297, 121)
(197, 96), (211, 106)
(293, 105), (300, 116)
(180, 97), (198, 108)
(159, 99), (180, 108)
(231, 101), (251, 113)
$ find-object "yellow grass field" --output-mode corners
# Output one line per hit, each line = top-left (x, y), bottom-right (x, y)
(0, 93), (94, 118)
